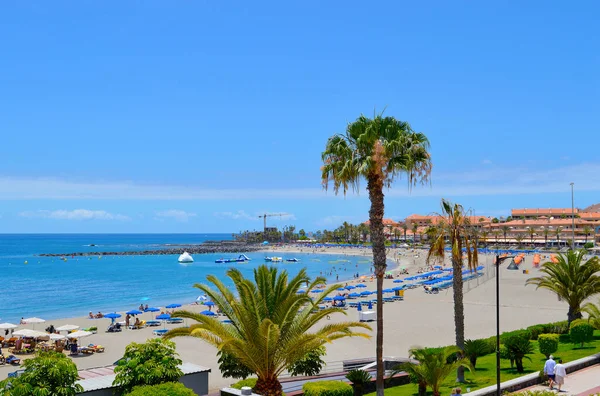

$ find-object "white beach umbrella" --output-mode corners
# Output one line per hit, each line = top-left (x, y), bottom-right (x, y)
(23, 317), (45, 324)
(22, 317), (45, 330)
(67, 330), (93, 340)
(49, 333), (66, 340)
(13, 329), (47, 338)
(0, 323), (18, 330)
(56, 324), (79, 332)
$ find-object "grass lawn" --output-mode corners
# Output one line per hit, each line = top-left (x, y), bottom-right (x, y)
(365, 332), (600, 396)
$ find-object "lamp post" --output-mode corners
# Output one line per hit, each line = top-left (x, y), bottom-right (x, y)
(570, 182), (575, 250)
(495, 255), (514, 396)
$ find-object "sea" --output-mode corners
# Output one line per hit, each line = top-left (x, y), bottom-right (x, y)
(0, 234), (375, 323)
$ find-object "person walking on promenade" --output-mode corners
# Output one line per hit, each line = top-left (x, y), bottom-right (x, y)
(544, 355), (557, 390)
(554, 359), (567, 392)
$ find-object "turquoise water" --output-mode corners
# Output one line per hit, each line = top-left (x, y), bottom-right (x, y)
(0, 234), (375, 322)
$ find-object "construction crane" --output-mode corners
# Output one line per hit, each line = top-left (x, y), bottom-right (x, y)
(258, 213), (288, 234)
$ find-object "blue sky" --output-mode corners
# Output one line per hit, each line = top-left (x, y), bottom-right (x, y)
(1, 1), (599, 233)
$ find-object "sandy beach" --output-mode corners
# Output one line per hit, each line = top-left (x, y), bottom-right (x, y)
(0, 246), (569, 392)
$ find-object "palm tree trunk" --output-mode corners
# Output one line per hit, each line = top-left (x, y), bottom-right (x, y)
(418, 382), (427, 396)
(452, 258), (465, 382)
(567, 305), (583, 328)
(254, 375), (283, 396)
(367, 174), (386, 396)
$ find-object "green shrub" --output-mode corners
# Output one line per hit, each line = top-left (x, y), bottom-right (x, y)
(584, 242), (594, 249)
(537, 334), (559, 358)
(500, 329), (531, 343)
(526, 325), (545, 340)
(303, 380), (353, 396)
(127, 382), (197, 395)
(558, 333), (571, 343)
(231, 378), (257, 390)
(570, 321), (594, 347)
(113, 339), (183, 395)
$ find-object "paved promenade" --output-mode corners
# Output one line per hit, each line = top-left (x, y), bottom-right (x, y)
(524, 364), (600, 395)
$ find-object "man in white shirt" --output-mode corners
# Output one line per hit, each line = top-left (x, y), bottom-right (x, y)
(543, 355), (556, 390)
(554, 359), (567, 392)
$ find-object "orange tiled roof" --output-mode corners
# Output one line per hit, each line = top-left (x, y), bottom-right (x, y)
(512, 208), (580, 216)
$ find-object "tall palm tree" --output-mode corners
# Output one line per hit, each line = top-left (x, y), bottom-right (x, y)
(321, 113), (432, 396)
(427, 199), (478, 382)
(165, 266), (370, 396)
(515, 234), (525, 249)
(526, 250), (600, 326)
(402, 223), (408, 242)
(555, 226), (563, 247)
(583, 226), (593, 245)
(481, 230), (489, 248)
(493, 230), (500, 245)
(542, 226), (550, 248)
(395, 347), (473, 396)
(527, 226), (536, 247)
(501, 225), (510, 245)
(412, 223), (419, 245)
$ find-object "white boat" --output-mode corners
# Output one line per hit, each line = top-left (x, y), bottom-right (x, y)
(178, 252), (194, 263)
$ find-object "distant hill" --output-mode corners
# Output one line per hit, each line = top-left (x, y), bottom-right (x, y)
(583, 203), (600, 212)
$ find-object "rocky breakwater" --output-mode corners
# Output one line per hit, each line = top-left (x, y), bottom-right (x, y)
(39, 241), (264, 257)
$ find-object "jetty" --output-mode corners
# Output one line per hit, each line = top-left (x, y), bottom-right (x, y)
(39, 241), (264, 257)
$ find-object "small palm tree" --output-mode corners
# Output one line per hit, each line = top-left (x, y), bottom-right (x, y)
(503, 336), (534, 373)
(582, 298), (600, 329)
(395, 347), (473, 396)
(165, 266), (371, 396)
(427, 199), (478, 382)
(321, 113), (432, 396)
(464, 339), (491, 368)
(526, 250), (600, 326)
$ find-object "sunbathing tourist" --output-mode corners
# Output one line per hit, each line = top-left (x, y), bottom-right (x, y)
(89, 312), (94, 319)
(95, 312), (103, 318)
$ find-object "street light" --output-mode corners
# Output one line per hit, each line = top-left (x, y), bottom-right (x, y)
(495, 254), (514, 396)
(570, 182), (575, 250)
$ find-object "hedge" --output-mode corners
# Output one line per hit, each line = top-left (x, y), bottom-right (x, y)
(127, 382), (197, 396)
(537, 334), (559, 358)
(303, 380), (353, 396)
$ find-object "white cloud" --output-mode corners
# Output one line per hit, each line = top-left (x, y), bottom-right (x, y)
(481, 159), (493, 165)
(214, 210), (257, 221)
(315, 215), (363, 227)
(1, 162), (599, 201)
(155, 210), (197, 222)
(19, 209), (129, 221)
